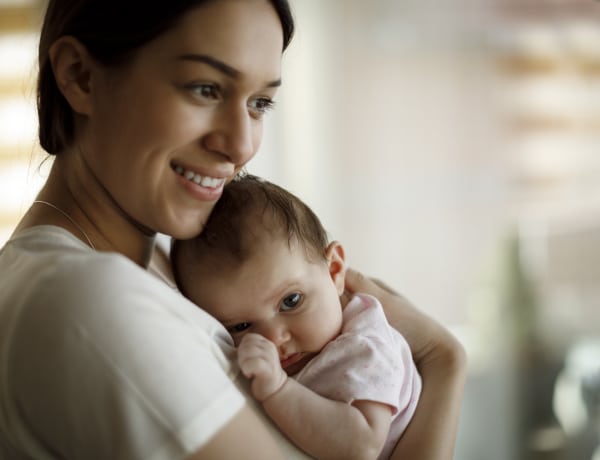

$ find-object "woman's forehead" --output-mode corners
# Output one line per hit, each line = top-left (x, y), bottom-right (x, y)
(136, 0), (283, 86)
(154, 0), (283, 71)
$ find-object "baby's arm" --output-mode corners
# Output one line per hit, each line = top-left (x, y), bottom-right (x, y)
(238, 333), (392, 460)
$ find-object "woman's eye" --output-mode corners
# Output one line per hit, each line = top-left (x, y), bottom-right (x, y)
(248, 97), (276, 117)
(189, 83), (220, 100)
(227, 322), (251, 334)
(280, 293), (302, 311)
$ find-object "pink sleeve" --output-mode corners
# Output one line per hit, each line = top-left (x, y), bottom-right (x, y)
(293, 294), (419, 415)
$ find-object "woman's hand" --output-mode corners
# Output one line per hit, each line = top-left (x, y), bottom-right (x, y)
(345, 268), (467, 460)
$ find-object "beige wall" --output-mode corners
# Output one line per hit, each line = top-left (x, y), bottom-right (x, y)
(0, 0), (47, 243)
(256, 0), (600, 329)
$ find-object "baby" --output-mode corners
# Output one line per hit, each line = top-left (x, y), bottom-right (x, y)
(171, 174), (421, 459)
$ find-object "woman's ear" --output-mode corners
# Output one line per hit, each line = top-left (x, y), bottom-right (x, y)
(325, 241), (347, 296)
(48, 36), (94, 115)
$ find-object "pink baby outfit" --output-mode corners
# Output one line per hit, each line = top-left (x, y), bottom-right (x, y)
(293, 293), (422, 460)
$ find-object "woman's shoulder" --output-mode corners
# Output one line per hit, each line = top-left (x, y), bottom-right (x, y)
(1, 226), (240, 413)
(4, 225), (172, 295)
(0, 228), (247, 460)
(1, 225), (227, 346)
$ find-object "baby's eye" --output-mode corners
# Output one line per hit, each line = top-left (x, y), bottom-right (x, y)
(227, 322), (251, 334)
(280, 293), (302, 311)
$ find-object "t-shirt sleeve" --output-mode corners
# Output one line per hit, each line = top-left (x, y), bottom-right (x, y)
(7, 254), (245, 460)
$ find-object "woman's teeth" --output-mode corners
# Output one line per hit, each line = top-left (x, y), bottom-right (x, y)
(173, 165), (224, 188)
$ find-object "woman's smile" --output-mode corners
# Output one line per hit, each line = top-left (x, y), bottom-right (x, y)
(172, 162), (227, 201)
(173, 164), (225, 188)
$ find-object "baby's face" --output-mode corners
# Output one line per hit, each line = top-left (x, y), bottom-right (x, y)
(185, 237), (344, 376)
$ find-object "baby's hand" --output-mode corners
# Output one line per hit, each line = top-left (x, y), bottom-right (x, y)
(237, 333), (287, 402)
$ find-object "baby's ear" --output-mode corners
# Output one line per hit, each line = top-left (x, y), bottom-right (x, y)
(325, 241), (346, 296)
(49, 36), (95, 115)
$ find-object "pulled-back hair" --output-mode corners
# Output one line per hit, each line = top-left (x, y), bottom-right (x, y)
(37, 0), (294, 155)
(172, 174), (330, 289)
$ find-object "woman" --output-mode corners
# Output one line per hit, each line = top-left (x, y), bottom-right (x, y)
(0, 0), (466, 458)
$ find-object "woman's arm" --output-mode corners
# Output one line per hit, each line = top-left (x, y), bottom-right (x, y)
(345, 269), (467, 460)
(187, 404), (286, 460)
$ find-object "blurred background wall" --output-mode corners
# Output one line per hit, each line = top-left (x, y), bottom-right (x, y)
(1, 0), (599, 458)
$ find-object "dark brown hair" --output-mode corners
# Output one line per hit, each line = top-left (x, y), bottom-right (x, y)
(171, 174), (330, 294)
(37, 0), (294, 155)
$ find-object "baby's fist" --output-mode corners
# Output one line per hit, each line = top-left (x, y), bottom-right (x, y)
(237, 333), (287, 401)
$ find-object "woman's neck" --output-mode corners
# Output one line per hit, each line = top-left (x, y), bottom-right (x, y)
(19, 156), (156, 267)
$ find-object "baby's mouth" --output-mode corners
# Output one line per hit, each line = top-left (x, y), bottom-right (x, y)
(280, 352), (312, 375)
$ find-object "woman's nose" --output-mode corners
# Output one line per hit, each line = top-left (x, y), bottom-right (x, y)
(202, 103), (258, 166)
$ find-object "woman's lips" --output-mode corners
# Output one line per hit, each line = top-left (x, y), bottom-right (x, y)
(172, 163), (226, 201)
(172, 163), (226, 188)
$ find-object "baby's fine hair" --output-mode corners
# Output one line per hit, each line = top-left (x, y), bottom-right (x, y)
(172, 174), (329, 282)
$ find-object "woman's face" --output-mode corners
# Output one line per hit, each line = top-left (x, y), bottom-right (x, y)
(82, 0), (284, 239)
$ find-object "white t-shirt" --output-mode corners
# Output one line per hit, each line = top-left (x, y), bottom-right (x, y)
(0, 226), (309, 459)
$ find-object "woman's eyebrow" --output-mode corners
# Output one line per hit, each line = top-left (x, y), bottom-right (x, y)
(177, 53), (281, 88)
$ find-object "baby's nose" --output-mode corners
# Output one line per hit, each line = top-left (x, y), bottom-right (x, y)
(260, 322), (291, 347)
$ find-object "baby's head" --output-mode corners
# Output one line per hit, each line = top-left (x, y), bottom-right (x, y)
(173, 174), (330, 273)
(172, 174), (347, 374)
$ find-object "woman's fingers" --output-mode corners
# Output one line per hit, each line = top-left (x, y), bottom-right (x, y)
(344, 267), (434, 363)
(344, 267), (370, 294)
(345, 267), (404, 299)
